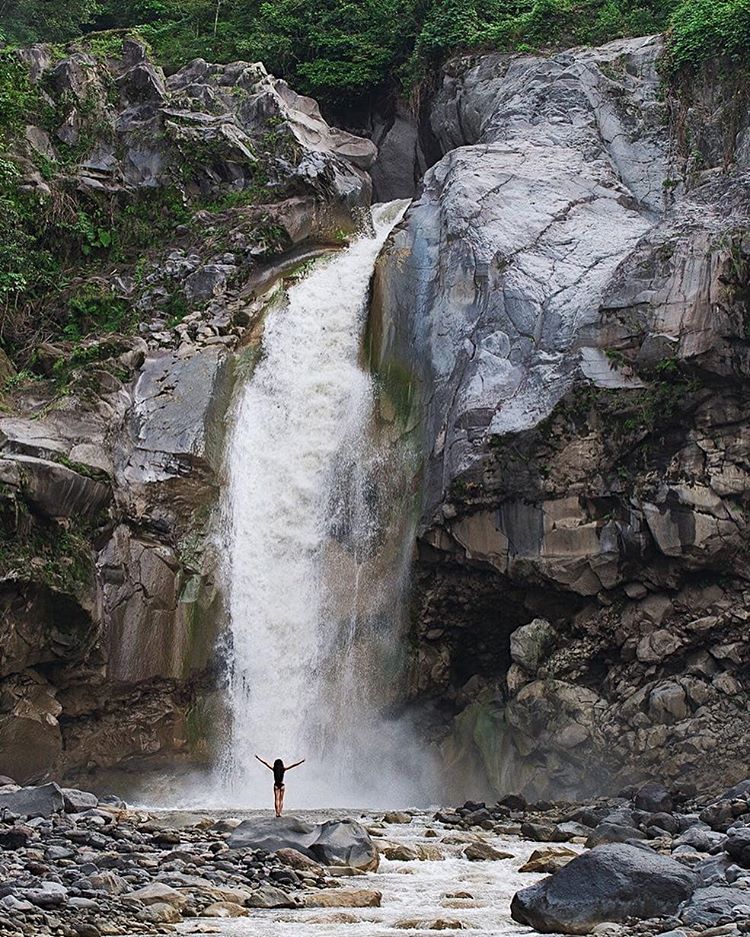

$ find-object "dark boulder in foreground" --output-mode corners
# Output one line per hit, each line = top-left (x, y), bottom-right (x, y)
(228, 816), (379, 871)
(510, 843), (695, 934)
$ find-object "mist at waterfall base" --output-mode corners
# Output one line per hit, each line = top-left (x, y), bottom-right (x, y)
(200, 200), (441, 809)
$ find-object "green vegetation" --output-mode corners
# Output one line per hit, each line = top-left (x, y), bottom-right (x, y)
(0, 0), (100, 46)
(2, 0), (747, 104)
(63, 285), (130, 340)
(666, 0), (750, 72)
(0, 495), (95, 594)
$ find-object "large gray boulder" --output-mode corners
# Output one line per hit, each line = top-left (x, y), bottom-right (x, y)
(228, 816), (378, 871)
(0, 783), (65, 818)
(309, 818), (380, 870)
(510, 844), (696, 933)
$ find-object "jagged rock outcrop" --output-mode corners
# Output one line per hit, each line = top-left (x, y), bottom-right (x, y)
(0, 38), (375, 784)
(370, 35), (750, 798)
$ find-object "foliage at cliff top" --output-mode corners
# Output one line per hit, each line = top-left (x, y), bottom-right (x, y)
(1, 0), (748, 105)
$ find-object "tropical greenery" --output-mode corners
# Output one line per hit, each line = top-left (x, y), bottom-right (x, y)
(0, 0), (748, 105)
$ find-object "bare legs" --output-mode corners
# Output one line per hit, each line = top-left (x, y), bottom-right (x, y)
(274, 785), (285, 817)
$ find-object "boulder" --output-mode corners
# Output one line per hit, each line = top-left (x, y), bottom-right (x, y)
(634, 782), (673, 814)
(510, 618), (557, 672)
(127, 882), (187, 909)
(245, 884), (297, 909)
(384, 843), (419, 861)
(383, 811), (412, 824)
(520, 847), (578, 873)
(228, 816), (378, 871)
(719, 780), (750, 801)
(522, 821), (572, 843)
(137, 902), (182, 923)
(61, 788), (99, 813)
(679, 885), (750, 926)
(0, 824), (36, 849)
(21, 881), (68, 908)
(395, 919), (466, 930)
(510, 844), (696, 934)
(463, 841), (513, 861)
(117, 62), (166, 104)
(416, 844), (444, 860)
(674, 827), (725, 853)
(201, 901), (248, 917)
(585, 823), (646, 848)
(0, 782), (65, 818)
(311, 819), (380, 871)
(302, 889), (382, 908)
(724, 827), (750, 867)
(276, 847), (323, 872)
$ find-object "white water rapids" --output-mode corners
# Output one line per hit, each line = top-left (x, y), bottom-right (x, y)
(217, 201), (437, 808)
(173, 810), (560, 937)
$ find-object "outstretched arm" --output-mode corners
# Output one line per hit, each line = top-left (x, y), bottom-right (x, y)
(286, 758), (306, 770)
(255, 754), (273, 771)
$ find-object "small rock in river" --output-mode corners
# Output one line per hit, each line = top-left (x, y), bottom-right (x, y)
(463, 841), (513, 861)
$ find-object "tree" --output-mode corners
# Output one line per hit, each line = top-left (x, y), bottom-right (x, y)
(0, 0), (101, 43)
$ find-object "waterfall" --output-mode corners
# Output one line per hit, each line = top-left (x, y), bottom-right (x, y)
(218, 200), (436, 807)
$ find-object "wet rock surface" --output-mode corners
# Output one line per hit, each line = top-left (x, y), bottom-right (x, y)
(440, 782), (750, 935)
(3, 782), (750, 936)
(0, 784), (343, 936)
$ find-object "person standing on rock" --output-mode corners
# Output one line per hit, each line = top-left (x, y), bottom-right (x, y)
(255, 754), (305, 816)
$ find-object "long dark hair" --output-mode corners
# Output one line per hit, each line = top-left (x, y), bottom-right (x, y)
(273, 758), (284, 771)
(273, 759), (285, 784)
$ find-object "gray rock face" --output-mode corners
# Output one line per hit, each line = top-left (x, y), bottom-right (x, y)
(229, 816), (378, 871)
(370, 35), (750, 799)
(1, 39), (377, 785)
(374, 35), (664, 508)
(116, 347), (232, 542)
(679, 885), (750, 927)
(510, 843), (696, 933)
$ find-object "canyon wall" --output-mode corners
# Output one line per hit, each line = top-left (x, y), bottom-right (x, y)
(4, 31), (749, 799)
(370, 35), (750, 799)
(0, 40), (374, 784)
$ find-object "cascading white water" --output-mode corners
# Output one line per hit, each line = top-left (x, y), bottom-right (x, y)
(218, 200), (437, 807)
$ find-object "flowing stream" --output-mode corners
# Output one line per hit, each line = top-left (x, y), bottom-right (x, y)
(170, 810), (562, 937)
(218, 201), (436, 808)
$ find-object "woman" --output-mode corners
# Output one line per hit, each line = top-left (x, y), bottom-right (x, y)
(255, 754), (305, 816)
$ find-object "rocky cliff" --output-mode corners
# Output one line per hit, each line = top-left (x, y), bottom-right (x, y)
(4, 29), (749, 801)
(0, 37), (374, 784)
(370, 35), (750, 799)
